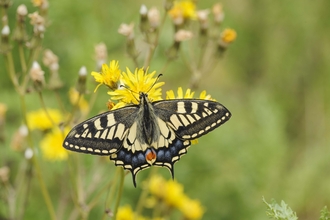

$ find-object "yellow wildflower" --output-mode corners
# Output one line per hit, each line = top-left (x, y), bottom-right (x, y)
(221, 28), (237, 44)
(116, 205), (134, 220)
(108, 67), (164, 109)
(164, 179), (185, 208)
(169, 0), (197, 20)
(91, 60), (121, 92)
(27, 108), (62, 130)
(40, 127), (69, 161)
(166, 87), (195, 99)
(178, 196), (204, 219)
(149, 175), (166, 198)
(69, 88), (89, 114)
(199, 90), (215, 101)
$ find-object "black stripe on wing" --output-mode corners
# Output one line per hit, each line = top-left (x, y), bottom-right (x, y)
(153, 99), (231, 140)
(63, 106), (138, 155)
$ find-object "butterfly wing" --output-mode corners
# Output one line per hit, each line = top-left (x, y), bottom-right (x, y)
(153, 99), (231, 140)
(63, 106), (139, 155)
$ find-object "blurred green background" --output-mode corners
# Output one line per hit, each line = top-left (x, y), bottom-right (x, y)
(1, 0), (330, 219)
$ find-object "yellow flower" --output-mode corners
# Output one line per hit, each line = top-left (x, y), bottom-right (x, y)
(199, 90), (215, 101)
(69, 88), (89, 114)
(149, 175), (166, 198)
(27, 108), (62, 130)
(31, 0), (44, 7)
(108, 67), (164, 109)
(164, 179), (185, 208)
(40, 127), (69, 161)
(169, 0), (197, 20)
(116, 205), (134, 220)
(221, 28), (237, 44)
(166, 87), (195, 99)
(91, 60), (121, 92)
(178, 196), (204, 219)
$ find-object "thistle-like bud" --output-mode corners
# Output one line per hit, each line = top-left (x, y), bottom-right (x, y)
(212, 3), (225, 24)
(139, 5), (149, 33)
(118, 23), (138, 59)
(148, 7), (160, 30)
(14, 5), (28, 43)
(95, 42), (108, 71)
(29, 61), (45, 91)
(166, 30), (193, 60)
(28, 11), (45, 36)
(118, 23), (135, 40)
(43, 49), (63, 90)
(0, 25), (10, 53)
(174, 29), (193, 42)
(10, 125), (28, 151)
(76, 66), (87, 94)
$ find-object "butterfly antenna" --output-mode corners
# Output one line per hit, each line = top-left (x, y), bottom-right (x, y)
(119, 84), (139, 103)
(146, 74), (163, 94)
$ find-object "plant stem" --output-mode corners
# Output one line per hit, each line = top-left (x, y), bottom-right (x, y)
(113, 168), (125, 220)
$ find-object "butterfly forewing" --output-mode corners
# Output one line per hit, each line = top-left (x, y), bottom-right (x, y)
(153, 99), (231, 140)
(63, 106), (139, 155)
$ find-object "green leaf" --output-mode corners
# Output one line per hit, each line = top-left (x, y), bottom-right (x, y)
(262, 197), (298, 220)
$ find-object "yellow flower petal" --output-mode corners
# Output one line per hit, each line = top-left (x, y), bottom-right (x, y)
(116, 205), (134, 220)
(108, 67), (164, 108)
(27, 108), (62, 130)
(91, 60), (121, 92)
(40, 127), (70, 161)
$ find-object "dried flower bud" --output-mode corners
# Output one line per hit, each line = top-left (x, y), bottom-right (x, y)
(175, 29), (193, 42)
(197, 9), (210, 29)
(28, 11), (45, 35)
(0, 25), (11, 53)
(25, 148), (34, 160)
(17, 4), (28, 17)
(148, 7), (160, 29)
(139, 5), (149, 34)
(212, 3), (225, 24)
(1, 25), (10, 36)
(0, 166), (9, 183)
(76, 66), (87, 94)
(29, 61), (45, 91)
(95, 43), (108, 70)
(118, 23), (135, 40)
(43, 49), (59, 71)
(11, 125), (28, 151)
(140, 4), (148, 16)
(30, 61), (44, 82)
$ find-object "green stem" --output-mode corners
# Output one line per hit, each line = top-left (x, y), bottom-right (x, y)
(102, 168), (119, 220)
(38, 92), (56, 126)
(143, 11), (168, 68)
(135, 167), (157, 218)
(18, 44), (27, 74)
(113, 168), (125, 220)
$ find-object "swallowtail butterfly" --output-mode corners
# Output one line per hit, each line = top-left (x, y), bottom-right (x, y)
(63, 93), (231, 186)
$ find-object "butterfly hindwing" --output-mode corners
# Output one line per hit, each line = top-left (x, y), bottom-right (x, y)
(63, 106), (139, 155)
(153, 99), (231, 140)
